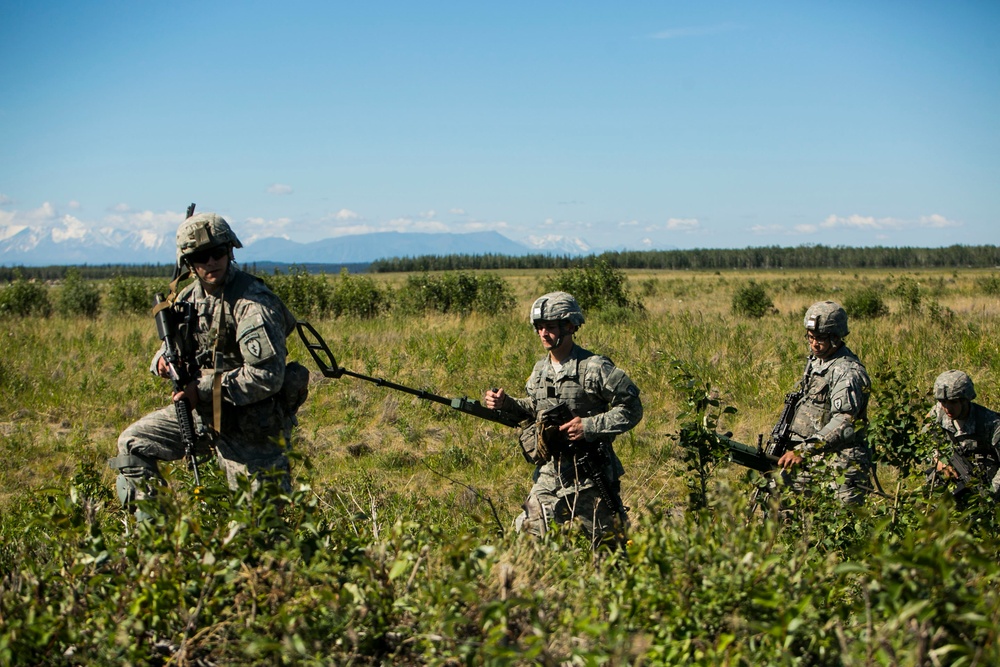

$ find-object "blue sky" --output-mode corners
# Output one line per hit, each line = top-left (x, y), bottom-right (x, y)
(1, 1), (998, 252)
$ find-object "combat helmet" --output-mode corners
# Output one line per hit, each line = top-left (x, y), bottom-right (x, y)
(176, 212), (242, 266)
(804, 301), (849, 338)
(933, 370), (976, 401)
(530, 291), (585, 327)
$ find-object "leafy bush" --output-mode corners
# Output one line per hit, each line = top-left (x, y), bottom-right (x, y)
(330, 268), (388, 319)
(0, 271), (52, 317)
(541, 260), (641, 313)
(264, 266), (333, 318)
(106, 274), (157, 314)
(54, 268), (102, 318)
(867, 367), (933, 476)
(892, 277), (923, 313)
(842, 287), (889, 319)
(731, 280), (773, 318)
(396, 271), (515, 315)
(976, 274), (1000, 295)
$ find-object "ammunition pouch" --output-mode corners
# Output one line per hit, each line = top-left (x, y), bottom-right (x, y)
(518, 403), (576, 465)
(279, 361), (310, 415)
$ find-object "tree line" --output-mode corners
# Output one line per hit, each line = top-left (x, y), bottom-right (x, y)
(370, 244), (1000, 272)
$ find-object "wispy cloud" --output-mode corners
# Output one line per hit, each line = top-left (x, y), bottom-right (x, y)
(651, 23), (743, 40)
(267, 183), (294, 195)
(751, 213), (961, 236)
(0, 194), (12, 206)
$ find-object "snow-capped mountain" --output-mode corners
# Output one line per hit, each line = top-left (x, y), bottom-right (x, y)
(0, 221), (594, 266)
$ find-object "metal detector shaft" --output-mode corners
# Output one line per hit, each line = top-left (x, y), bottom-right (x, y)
(295, 321), (521, 428)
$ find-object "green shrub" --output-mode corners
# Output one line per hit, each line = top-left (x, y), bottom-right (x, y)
(541, 260), (641, 313)
(396, 271), (515, 315)
(892, 277), (923, 313)
(842, 287), (889, 319)
(975, 274), (1000, 296)
(56, 268), (102, 317)
(106, 274), (156, 314)
(264, 266), (333, 318)
(0, 271), (53, 317)
(731, 281), (773, 318)
(330, 268), (388, 318)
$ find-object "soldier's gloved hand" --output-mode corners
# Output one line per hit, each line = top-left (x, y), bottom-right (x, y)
(777, 450), (803, 470)
(558, 416), (585, 442)
(173, 379), (199, 409)
(484, 388), (506, 410)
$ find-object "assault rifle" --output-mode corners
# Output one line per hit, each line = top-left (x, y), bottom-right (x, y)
(153, 292), (202, 486)
(295, 321), (521, 428)
(927, 448), (976, 498)
(538, 402), (629, 529)
(730, 358), (813, 515)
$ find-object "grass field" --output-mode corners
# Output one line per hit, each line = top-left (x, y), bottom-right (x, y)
(1, 266), (999, 665)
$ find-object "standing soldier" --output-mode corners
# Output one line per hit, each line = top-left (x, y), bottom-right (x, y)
(483, 291), (643, 543)
(927, 370), (1000, 498)
(108, 211), (307, 515)
(776, 301), (872, 504)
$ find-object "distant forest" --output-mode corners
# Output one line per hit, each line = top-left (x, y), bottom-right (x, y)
(368, 245), (1000, 272)
(2, 245), (999, 282)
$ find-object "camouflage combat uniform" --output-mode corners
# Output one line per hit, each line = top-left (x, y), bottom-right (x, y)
(787, 344), (871, 503)
(498, 344), (643, 540)
(928, 402), (1000, 496)
(111, 266), (299, 497)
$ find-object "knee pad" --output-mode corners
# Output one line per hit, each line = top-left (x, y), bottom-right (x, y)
(115, 473), (137, 507)
(520, 494), (550, 537)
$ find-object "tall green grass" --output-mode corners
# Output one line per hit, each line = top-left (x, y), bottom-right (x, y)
(1, 268), (999, 663)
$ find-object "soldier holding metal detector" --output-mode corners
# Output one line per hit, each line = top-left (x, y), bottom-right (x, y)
(925, 370), (1000, 500)
(483, 292), (643, 543)
(109, 206), (307, 517)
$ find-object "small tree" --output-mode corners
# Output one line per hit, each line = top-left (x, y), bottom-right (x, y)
(56, 268), (102, 317)
(542, 260), (641, 313)
(843, 287), (889, 320)
(0, 270), (53, 317)
(106, 274), (155, 314)
(731, 281), (773, 318)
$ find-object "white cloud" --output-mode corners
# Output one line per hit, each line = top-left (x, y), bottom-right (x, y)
(919, 214), (960, 228)
(333, 208), (360, 221)
(665, 217), (700, 231)
(51, 215), (89, 242)
(67, 200), (81, 209)
(449, 208), (466, 215)
(750, 224), (786, 235)
(0, 194), (11, 206)
(112, 203), (130, 213)
(267, 183), (294, 195)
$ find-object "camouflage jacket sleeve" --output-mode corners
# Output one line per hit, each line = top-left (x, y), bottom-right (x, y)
(579, 356), (643, 442)
(813, 357), (870, 449)
(195, 290), (289, 407)
(502, 360), (545, 423)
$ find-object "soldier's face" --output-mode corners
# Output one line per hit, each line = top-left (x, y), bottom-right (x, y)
(190, 246), (230, 291)
(535, 320), (572, 351)
(806, 330), (836, 359)
(939, 398), (969, 420)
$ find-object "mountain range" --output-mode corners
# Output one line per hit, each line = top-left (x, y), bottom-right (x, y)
(0, 223), (593, 266)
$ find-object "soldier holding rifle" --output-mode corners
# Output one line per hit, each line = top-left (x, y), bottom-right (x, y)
(483, 292), (643, 543)
(108, 210), (306, 517)
(926, 370), (1000, 499)
(774, 301), (872, 504)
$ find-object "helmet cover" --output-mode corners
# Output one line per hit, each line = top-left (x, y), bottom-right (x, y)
(176, 213), (242, 265)
(529, 291), (585, 327)
(933, 370), (976, 401)
(804, 300), (849, 338)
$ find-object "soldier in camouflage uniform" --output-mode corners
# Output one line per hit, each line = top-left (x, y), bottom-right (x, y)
(927, 370), (1000, 498)
(776, 301), (872, 504)
(108, 212), (306, 512)
(484, 292), (642, 542)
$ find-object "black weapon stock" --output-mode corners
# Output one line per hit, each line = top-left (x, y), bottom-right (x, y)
(153, 293), (202, 486)
(295, 321), (521, 429)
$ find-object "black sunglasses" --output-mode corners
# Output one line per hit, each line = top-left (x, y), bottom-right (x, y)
(187, 246), (229, 264)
